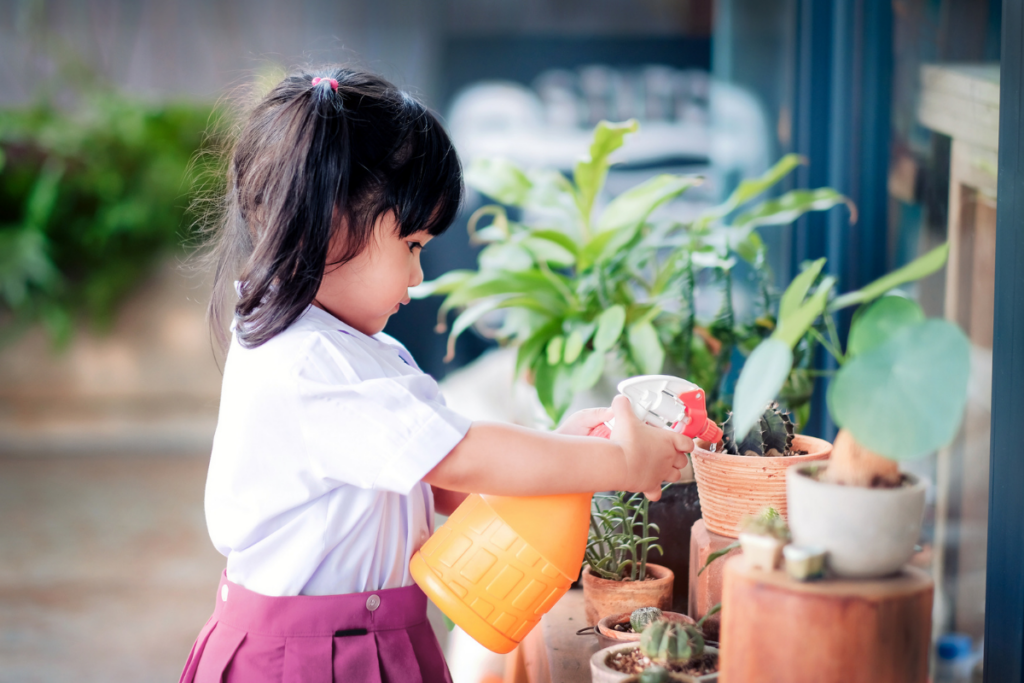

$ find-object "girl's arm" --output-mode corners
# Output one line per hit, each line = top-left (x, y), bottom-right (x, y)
(424, 396), (691, 501)
(428, 408), (609, 515)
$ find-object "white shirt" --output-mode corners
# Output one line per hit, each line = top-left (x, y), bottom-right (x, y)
(205, 305), (472, 597)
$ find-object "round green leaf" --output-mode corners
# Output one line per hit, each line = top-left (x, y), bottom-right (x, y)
(627, 321), (665, 375)
(846, 296), (924, 358)
(563, 329), (585, 364)
(594, 305), (626, 352)
(828, 319), (969, 460)
(546, 335), (564, 365)
(732, 338), (794, 441)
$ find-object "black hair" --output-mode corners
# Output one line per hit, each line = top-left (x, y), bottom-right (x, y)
(206, 66), (463, 348)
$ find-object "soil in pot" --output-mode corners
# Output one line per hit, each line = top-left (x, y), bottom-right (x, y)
(647, 481), (703, 613)
(583, 564), (674, 626)
(605, 646), (719, 677)
(596, 611), (695, 649)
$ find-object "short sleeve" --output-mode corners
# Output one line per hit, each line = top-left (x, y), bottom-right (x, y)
(294, 339), (472, 495)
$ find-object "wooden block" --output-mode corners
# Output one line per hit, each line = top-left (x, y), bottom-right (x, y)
(719, 558), (933, 683)
(688, 519), (740, 639)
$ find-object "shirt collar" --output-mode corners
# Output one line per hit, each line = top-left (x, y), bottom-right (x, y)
(301, 305), (389, 348)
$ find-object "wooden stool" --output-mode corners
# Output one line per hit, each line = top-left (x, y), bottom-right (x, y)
(719, 557), (933, 683)
(687, 519), (740, 639)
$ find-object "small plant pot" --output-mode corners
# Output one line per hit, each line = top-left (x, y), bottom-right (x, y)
(590, 642), (720, 683)
(786, 466), (927, 578)
(595, 611), (696, 650)
(690, 435), (832, 538)
(782, 544), (827, 580)
(738, 533), (784, 571)
(582, 564), (674, 627)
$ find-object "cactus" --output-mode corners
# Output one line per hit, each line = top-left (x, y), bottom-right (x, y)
(721, 402), (795, 457)
(640, 618), (705, 666)
(637, 666), (672, 683)
(630, 607), (663, 633)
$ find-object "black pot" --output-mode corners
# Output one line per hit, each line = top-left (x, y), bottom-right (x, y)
(647, 481), (703, 613)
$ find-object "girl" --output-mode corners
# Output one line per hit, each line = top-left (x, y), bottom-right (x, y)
(179, 67), (691, 683)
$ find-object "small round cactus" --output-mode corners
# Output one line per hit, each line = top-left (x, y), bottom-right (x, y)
(640, 618), (705, 665)
(721, 401), (796, 457)
(637, 665), (671, 683)
(629, 606), (663, 633)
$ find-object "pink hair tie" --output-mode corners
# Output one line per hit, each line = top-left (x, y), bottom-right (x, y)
(311, 77), (339, 92)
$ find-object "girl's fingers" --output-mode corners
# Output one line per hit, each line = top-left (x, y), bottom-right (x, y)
(644, 488), (662, 502)
(673, 454), (689, 470)
(673, 433), (695, 453)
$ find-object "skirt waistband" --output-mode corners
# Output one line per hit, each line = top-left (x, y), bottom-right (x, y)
(212, 571), (428, 638)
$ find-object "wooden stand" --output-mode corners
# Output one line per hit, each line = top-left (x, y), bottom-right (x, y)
(719, 557), (933, 683)
(687, 519), (740, 639)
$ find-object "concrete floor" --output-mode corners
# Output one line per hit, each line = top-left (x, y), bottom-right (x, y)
(0, 454), (226, 683)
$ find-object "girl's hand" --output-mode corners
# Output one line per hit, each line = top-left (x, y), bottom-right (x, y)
(555, 407), (614, 437)
(608, 395), (692, 501)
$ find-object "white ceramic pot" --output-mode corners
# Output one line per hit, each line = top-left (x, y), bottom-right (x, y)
(738, 533), (784, 571)
(589, 642), (720, 683)
(786, 466), (926, 578)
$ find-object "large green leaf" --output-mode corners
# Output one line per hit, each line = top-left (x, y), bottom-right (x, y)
(593, 174), (701, 263)
(692, 154), (804, 231)
(733, 188), (855, 230)
(627, 321), (665, 375)
(409, 270), (475, 299)
(846, 296), (924, 358)
(516, 319), (563, 378)
(773, 276), (835, 348)
(828, 319), (969, 460)
(732, 338), (794, 441)
(594, 305), (627, 352)
(528, 229), (579, 256)
(577, 230), (619, 272)
(535, 360), (575, 423)
(465, 157), (532, 206)
(443, 298), (507, 361)
(574, 120), (639, 228)
(778, 258), (826, 321)
(572, 351), (605, 392)
(830, 243), (949, 310)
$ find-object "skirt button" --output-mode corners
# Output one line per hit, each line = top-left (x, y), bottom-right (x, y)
(221, 585), (229, 602)
(366, 594), (381, 611)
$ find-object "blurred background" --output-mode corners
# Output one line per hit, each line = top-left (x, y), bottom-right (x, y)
(0, 0), (1001, 681)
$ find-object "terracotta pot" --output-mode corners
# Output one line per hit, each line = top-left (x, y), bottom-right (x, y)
(787, 466), (927, 578)
(582, 563), (674, 627)
(590, 642), (720, 683)
(595, 610), (695, 650)
(690, 434), (832, 538)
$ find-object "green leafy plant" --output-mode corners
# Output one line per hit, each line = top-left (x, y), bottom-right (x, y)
(585, 488), (665, 581)
(738, 506), (791, 541)
(720, 401), (797, 456)
(730, 243), (970, 483)
(630, 607), (664, 633)
(413, 120), (854, 424)
(0, 86), (217, 344)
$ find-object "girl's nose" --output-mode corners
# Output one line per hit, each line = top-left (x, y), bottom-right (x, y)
(410, 256), (424, 287)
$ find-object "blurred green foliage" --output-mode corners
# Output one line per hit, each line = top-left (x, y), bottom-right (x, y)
(0, 90), (218, 345)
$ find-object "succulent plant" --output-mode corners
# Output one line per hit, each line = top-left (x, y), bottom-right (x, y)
(721, 402), (795, 457)
(637, 666), (672, 683)
(640, 618), (705, 666)
(630, 607), (663, 633)
(739, 506), (791, 541)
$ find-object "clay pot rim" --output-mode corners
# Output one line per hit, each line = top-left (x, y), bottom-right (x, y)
(590, 642), (721, 677)
(581, 563), (674, 588)
(596, 610), (695, 642)
(789, 466), (926, 496)
(692, 434), (832, 464)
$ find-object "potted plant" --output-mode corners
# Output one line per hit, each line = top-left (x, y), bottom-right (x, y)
(736, 507), (790, 571)
(583, 489), (674, 625)
(690, 403), (831, 538)
(594, 606), (698, 650)
(730, 245), (969, 578)
(414, 119), (852, 606)
(591, 613), (720, 683)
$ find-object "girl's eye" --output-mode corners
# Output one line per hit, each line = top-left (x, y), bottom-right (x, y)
(407, 241), (422, 253)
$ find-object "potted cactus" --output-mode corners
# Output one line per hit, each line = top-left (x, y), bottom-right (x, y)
(594, 606), (698, 650)
(730, 245), (969, 578)
(690, 403), (831, 538)
(737, 507), (790, 571)
(583, 489), (674, 626)
(591, 614), (720, 683)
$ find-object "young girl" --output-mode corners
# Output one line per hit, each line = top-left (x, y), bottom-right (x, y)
(179, 67), (691, 683)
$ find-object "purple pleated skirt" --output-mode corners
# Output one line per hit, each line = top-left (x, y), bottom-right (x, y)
(179, 571), (452, 683)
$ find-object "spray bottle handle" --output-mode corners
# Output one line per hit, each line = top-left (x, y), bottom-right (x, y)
(676, 389), (723, 443)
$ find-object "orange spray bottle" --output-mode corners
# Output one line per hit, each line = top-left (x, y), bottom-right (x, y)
(410, 375), (722, 653)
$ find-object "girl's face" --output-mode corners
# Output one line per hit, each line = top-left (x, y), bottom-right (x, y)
(314, 212), (432, 336)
